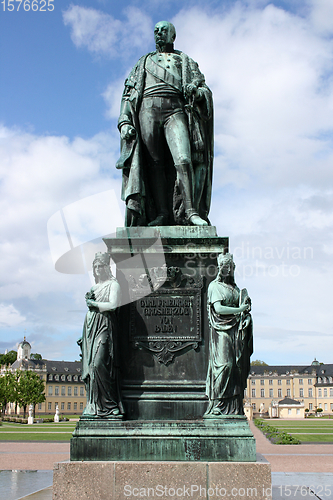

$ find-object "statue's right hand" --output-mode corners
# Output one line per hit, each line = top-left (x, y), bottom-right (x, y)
(120, 124), (136, 141)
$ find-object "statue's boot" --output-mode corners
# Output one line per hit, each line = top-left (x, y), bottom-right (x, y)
(175, 162), (208, 226)
(147, 161), (169, 226)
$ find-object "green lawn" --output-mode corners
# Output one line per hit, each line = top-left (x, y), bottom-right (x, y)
(267, 419), (333, 443)
(0, 421), (76, 442)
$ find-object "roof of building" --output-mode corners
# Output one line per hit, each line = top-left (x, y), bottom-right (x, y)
(11, 358), (82, 374)
(278, 397), (302, 405)
(18, 337), (31, 348)
(249, 363), (333, 377)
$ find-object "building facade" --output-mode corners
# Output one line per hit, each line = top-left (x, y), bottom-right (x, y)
(1, 339), (86, 417)
(246, 359), (333, 417)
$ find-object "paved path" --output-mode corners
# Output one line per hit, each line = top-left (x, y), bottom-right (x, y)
(0, 442), (69, 470)
(249, 421), (333, 472)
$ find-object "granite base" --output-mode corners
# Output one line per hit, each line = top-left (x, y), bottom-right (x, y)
(53, 455), (271, 500)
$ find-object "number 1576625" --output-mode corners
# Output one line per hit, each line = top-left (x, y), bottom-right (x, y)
(1, 0), (54, 11)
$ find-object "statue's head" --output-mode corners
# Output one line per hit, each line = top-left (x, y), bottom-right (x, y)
(217, 253), (235, 278)
(92, 252), (113, 283)
(154, 21), (176, 48)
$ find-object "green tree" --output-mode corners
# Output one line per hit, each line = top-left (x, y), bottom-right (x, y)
(30, 353), (42, 360)
(251, 359), (268, 366)
(0, 350), (17, 366)
(0, 372), (15, 415)
(17, 371), (46, 418)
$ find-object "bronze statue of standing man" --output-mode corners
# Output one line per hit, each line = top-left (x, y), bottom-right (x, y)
(116, 21), (213, 227)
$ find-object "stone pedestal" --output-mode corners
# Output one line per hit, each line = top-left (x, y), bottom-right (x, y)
(104, 226), (228, 421)
(53, 456), (272, 500)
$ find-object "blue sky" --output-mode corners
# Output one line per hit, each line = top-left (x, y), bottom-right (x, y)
(1, 0), (333, 365)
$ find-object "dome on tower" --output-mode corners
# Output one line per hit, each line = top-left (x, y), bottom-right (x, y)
(17, 337), (31, 360)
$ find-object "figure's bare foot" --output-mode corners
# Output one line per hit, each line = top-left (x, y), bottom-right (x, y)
(189, 214), (208, 226)
(148, 215), (168, 226)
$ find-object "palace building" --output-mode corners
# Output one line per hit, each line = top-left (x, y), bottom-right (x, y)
(0, 338), (86, 417)
(246, 359), (333, 418)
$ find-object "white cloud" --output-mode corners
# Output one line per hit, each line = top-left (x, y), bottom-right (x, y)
(173, 4), (333, 192)
(0, 304), (25, 328)
(308, 0), (333, 35)
(63, 5), (153, 58)
(0, 124), (123, 357)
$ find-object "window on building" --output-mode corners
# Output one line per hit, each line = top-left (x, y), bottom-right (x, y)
(296, 409), (300, 415)
(300, 388), (304, 397)
(74, 402), (77, 410)
(48, 386), (53, 396)
(251, 379), (255, 385)
(319, 403), (322, 409)
(331, 403), (333, 411)
(48, 374), (53, 381)
(67, 402), (71, 410)
(55, 386), (59, 396)
(269, 379), (273, 385)
(308, 388), (313, 397)
(244, 389), (247, 397)
(61, 402), (64, 410)
(324, 388), (327, 397)
(288, 409), (292, 415)
(55, 402), (58, 410)
(67, 375), (72, 381)
(68, 387), (72, 396)
(286, 379), (290, 385)
(74, 387), (78, 396)
(260, 379), (264, 386)
(269, 389), (273, 397)
(308, 379), (312, 385)
(38, 403), (42, 410)
(80, 402), (84, 410)
(324, 403), (328, 411)
(278, 389), (282, 397)
(61, 375), (65, 381)
(261, 389), (265, 397)
(278, 379), (282, 385)
(61, 386), (65, 396)
(318, 388), (322, 397)
(252, 389), (256, 397)
(55, 375), (59, 381)
(330, 388), (333, 397)
(287, 389), (291, 397)
(48, 402), (52, 410)
(299, 379), (303, 385)
(252, 403), (256, 410)
(309, 403), (313, 410)
(80, 387), (84, 396)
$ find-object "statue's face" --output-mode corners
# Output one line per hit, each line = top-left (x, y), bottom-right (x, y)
(154, 21), (175, 46)
(219, 260), (234, 278)
(94, 262), (108, 281)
